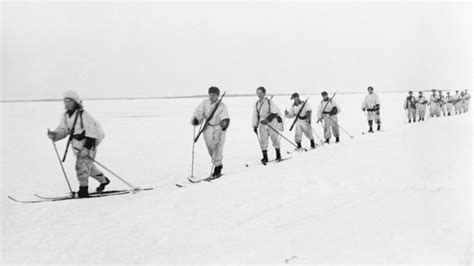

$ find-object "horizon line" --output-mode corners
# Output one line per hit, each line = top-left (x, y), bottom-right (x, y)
(0, 90), (468, 103)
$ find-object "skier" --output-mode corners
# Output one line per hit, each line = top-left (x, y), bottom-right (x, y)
(252, 86), (284, 163)
(454, 90), (463, 114)
(284, 93), (316, 149)
(428, 89), (441, 117)
(462, 89), (470, 113)
(445, 91), (454, 116)
(438, 90), (446, 116)
(404, 91), (417, 123)
(416, 91), (427, 121)
(47, 91), (109, 198)
(191, 86), (230, 179)
(317, 91), (341, 143)
(361, 86), (381, 132)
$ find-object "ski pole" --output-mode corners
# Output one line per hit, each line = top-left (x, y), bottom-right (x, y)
(190, 125), (198, 179)
(49, 134), (73, 194)
(265, 123), (299, 149)
(310, 126), (324, 144)
(73, 148), (137, 190)
(326, 116), (354, 138)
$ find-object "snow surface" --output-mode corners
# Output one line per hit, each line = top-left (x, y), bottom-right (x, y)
(1, 92), (472, 264)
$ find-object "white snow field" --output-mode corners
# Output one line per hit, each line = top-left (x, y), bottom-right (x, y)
(1, 92), (472, 264)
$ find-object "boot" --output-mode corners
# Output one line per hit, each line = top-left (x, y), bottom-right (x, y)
(275, 148), (282, 161)
(408, 119), (411, 123)
(310, 139), (316, 149)
(261, 150), (269, 164)
(212, 165), (223, 178)
(325, 138), (330, 144)
(296, 142), (302, 149)
(96, 176), (110, 193)
(368, 120), (374, 133)
(377, 124), (381, 131)
(335, 137), (340, 143)
(78, 186), (89, 198)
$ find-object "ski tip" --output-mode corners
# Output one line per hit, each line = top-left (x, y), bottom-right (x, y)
(175, 184), (184, 188)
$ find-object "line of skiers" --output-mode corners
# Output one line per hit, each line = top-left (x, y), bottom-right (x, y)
(48, 86), (469, 196)
(404, 89), (470, 123)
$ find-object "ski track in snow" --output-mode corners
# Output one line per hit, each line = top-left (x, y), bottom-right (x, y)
(1, 93), (472, 264)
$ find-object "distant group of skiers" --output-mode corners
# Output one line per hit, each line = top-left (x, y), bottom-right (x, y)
(404, 89), (470, 123)
(47, 86), (469, 197)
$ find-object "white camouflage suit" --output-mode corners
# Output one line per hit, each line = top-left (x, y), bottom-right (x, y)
(454, 92), (463, 114)
(252, 98), (284, 150)
(439, 95), (446, 116)
(416, 95), (427, 119)
(462, 92), (470, 112)
(361, 93), (381, 124)
(445, 95), (454, 115)
(285, 101), (313, 143)
(317, 99), (341, 139)
(404, 95), (417, 121)
(429, 94), (441, 117)
(51, 109), (106, 186)
(192, 99), (229, 167)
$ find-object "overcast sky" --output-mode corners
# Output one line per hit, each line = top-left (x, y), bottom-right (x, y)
(1, 2), (472, 100)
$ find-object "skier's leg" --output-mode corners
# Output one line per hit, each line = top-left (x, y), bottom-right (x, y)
(323, 117), (331, 140)
(269, 125), (281, 149)
(212, 127), (225, 167)
(295, 121), (303, 148)
(259, 125), (269, 151)
(88, 148), (107, 184)
(331, 116), (340, 138)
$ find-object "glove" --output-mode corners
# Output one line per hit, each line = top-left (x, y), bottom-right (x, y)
(329, 106), (338, 116)
(220, 119), (230, 131)
(47, 129), (57, 140)
(77, 148), (90, 159)
(276, 115), (282, 123)
(253, 127), (258, 134)
(306, 117), (311, 124)
(260, 119), (268, 125)
(192, 117), (199, 126)
(284, 110), (289, 116)
(362, 108), (366, 112)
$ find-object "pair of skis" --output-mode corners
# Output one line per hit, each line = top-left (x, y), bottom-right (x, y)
(8, 188), (153, 204)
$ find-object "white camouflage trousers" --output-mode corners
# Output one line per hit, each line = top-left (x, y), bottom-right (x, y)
(258, 121), (281, 150)
(323, 115), (340, 139)
(417, 105), (426, 120)
(72, 139), (107, 186)
(294, 120), (314, 143)
(406, 108), (416, 121)
(203, 125), (226, 167)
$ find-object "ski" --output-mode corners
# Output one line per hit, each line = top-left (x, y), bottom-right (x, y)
(262, 157), (292, 165)
(287, 147), (317, 154)
(8, 191), (128, 204)
(9, 188), (153, 204)
(34, 188), (153, 200)
(176, 174), (224, 188)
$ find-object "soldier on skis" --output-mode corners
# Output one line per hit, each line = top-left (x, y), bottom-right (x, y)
(438, 90), (446, 116)
(428, 89), (441, 117)
(284, 93), (316, 149)
(416, 91), (427, 121)
(404, 91), (417, 123)
(361, 86), (381, 132)
(453, 90), (462, 114)
(191, 86), (230, 179)
(47, 91), (110, 198)
(462, 89), (470, 113)
(317, 91), (341, 143)
(445, 91), (454, 116)
(252, 86), (284, 163)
